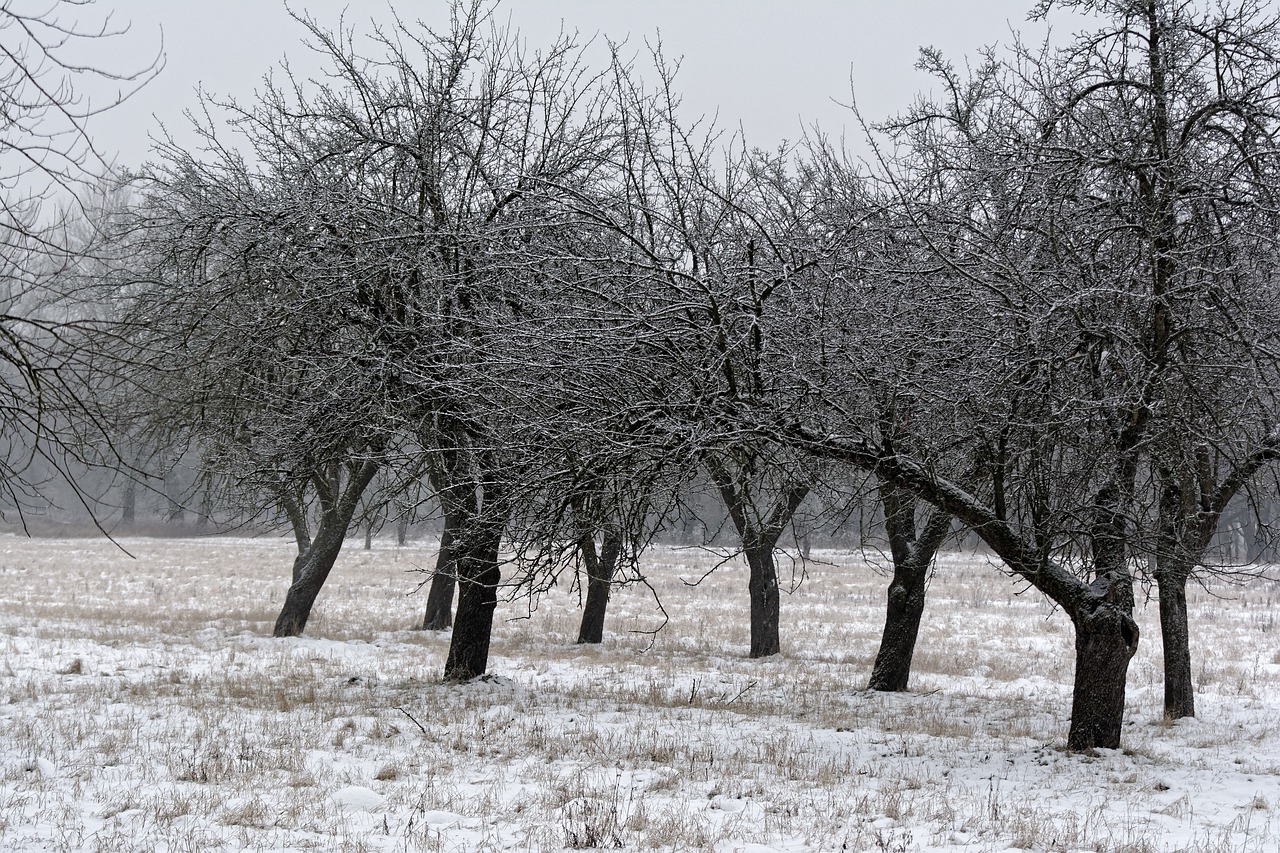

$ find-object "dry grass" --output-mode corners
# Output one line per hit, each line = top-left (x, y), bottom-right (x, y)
(1, 534), (1279, 851)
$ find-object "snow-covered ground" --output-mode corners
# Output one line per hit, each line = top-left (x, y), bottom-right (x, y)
(1, 533), (1278, 852)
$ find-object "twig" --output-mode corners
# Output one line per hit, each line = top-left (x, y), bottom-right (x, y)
(396, 706), (427, 735)
(725, 680), (758, 706)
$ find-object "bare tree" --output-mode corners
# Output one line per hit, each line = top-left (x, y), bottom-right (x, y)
(774, 0), (1280, 746)
(568, 51), (838, 658)
(123, 0), (626, 667)
(778, 48), (1150, 750)
(0, 1), (158, 524)
(1023, 0), (1280, 720)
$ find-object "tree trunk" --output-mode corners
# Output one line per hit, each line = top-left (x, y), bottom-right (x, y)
(1156, 565), (1195, 720)
(1067, 599), (1139, 750)
(1154, 471), (1199, 721)
(273, 520), (349, 637)
(422, 572), (456, 631)
(442, 520), (503, 682)
(421, 512), (460, 631)
(121, 482), (136, 528)
(705, 456), (808, 661)
(271, 460), (378, 638)
(577, 530), (622, 644)
(867, 557), (929, 691)
(744, 545), (781, 658)
(868, 482), (952, 692)
(280, 489), (311, 554)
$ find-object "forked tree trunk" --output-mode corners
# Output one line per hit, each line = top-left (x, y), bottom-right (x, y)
(868, 567), (927, 691)
(577, 529), (622, 645)
(1152, 436), (1280, 720)
(273, 522), (350, 637)
(288, 552), (307, 586)
(421, 511), (460, 631)
(443, 519), (503, 682)
(1067, 598), (1140, 750)
(272, 460), (378, 638)
(868, 484), (952, 692)
(705, 456), (808, 660)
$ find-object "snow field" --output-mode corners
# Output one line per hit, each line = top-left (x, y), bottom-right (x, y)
(1, 534), (1279, 851)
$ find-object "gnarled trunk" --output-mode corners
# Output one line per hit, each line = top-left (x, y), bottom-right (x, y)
(1067, 598), (1140, 750)
(1060, 465), (1141, 750)
(577, 529), (622, 644)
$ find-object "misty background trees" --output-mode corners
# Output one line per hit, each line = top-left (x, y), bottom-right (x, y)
(9, 0), (1280, 751)
(0, 0), (158, 525)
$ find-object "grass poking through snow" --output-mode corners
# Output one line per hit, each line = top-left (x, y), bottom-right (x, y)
(1, 534), (1278, 851)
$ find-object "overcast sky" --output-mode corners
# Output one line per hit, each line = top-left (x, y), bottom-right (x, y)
(83, 1), (1097, 170)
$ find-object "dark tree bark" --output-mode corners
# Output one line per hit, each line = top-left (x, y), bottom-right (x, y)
(1068, 595), (1140, 750)
(1153, 438), (1280, 720)
(742, 543), (782, 658)
(1061, 474), (1142, 751)
(279, 487), (312, 586)
(280, 488), (311, 554)
(273, 459), (378, 638)
(706, 455), (808, 659)
(432, 444), (508, 683)
(868, 481), (952, 692)
(1155, 467), (1200, 720)
(273, 520), (350, 637)
(421, 510), (460, 631)
(577, 528), (622, 644)
(1155, 560), (1195, 720)
(442, 513), (504, 682)
(422, 571), (457, 631)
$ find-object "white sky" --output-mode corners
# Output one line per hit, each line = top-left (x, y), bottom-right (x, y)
(80, 1), (1098, 170)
